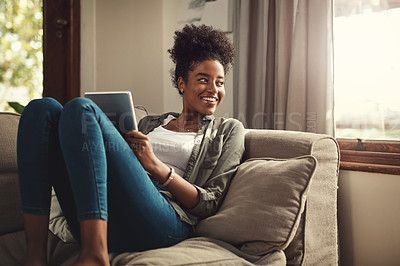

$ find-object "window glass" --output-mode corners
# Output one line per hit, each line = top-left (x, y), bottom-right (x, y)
(334, 0), (400, 140)
(0, 0), (43, 113)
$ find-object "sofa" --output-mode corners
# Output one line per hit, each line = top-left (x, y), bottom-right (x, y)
(0, 109), (340, 265)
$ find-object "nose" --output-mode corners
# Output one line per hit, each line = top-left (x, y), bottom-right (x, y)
(209, 81), (218, 93)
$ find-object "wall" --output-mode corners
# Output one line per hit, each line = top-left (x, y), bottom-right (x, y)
(161, 0), (182, 114)
(81, 0), (165, 114)
(81, 0), (233, 116)
(160, 0), (234, 117)
(338, 170), (400, 266)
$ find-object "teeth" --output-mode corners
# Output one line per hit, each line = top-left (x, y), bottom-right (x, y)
(202, 97), (217, 102)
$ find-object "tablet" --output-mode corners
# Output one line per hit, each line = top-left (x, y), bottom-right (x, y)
(84, 91), (138, 134)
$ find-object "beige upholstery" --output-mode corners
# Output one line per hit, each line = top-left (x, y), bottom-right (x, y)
(0, 113), (24, 235)
(0, 112), (339, 265)
(244, 130), (340, 265)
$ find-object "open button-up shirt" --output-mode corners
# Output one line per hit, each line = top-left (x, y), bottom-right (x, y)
(139, 112), (245, 226)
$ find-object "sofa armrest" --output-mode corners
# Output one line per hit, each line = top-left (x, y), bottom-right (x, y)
(244, 129), (340, 265)
(0, 112), (24, 235)
(244, 129), (338, 160)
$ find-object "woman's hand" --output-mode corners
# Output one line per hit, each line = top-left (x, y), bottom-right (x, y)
(124, 130), (161, 174)
(124, 130), (199, 209)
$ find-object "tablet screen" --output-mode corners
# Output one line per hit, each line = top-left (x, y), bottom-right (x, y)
(84, 91), (138, 134)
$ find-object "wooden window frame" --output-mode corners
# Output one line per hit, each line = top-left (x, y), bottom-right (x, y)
(338, 138), (400, 175)
(43, 0), (80, 105)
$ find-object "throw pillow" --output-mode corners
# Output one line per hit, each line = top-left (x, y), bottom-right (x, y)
(194, 156), (317, 256)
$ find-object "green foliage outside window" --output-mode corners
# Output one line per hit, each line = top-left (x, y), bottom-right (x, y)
(0, 0), (43, 113)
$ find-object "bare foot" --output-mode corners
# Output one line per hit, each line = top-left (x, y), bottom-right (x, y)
(76, 219), (110, 266)
(23, 214), (49, 266)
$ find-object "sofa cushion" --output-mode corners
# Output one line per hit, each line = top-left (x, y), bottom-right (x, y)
(243, 130), (340, 265)
(133, 105), (148, 122)
(0, 173), (24, 235)
(0, 232), (287, 266)
(0, 230), (80, 266)
(111, 237), (256, 266)
(195, 156), (317, 256)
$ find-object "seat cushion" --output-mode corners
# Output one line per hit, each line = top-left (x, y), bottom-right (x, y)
(111, 237), (256, 266)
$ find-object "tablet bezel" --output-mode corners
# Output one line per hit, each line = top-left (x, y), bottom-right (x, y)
(84, 91), (138, 134)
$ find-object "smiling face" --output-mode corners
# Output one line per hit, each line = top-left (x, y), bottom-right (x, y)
(178, 59), (226, 118)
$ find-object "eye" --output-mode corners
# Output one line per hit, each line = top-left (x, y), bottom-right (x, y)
(198, 78), (208, 83)
(217, 80), (224, 86)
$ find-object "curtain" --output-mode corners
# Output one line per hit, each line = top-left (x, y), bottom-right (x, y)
(233, 0), (334, 135)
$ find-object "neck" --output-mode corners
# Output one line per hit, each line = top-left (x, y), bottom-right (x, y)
(166, 112), (202, 132)
(177, 112), (203, 126)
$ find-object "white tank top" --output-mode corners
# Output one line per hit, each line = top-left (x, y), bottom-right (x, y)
(147, 116), (197, 177)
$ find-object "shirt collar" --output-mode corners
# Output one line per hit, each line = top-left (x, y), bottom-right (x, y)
(202, 114), (215, 121)
(157, 112), (215, 123)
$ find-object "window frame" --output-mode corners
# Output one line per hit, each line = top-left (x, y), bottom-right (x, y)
(43, 0), (80, 105)
(334, 3), (400, 176)
(337, 138), (400, 175)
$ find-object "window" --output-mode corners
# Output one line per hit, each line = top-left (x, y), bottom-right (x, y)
(334, 0), (400, 175)
(0, 0), (43, 112)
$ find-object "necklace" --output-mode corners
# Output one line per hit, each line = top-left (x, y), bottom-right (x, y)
(167, 119), (198, 132)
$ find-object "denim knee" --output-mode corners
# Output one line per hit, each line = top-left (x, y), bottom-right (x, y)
(22, 97), (63, 120)
(62, 97), (94, 111)
(59, 97), (98, 134)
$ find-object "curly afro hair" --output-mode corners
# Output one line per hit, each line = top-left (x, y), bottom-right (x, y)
(168, 24), (236, 94)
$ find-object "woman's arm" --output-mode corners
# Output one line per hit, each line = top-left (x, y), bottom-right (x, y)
(124, 130), (199, 209)
(186, 120), (245, 218)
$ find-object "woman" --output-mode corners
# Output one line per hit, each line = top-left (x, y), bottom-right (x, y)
(17, 24), (245, 266)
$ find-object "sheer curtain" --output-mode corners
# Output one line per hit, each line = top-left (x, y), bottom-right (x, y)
(233, 0), (334, 135)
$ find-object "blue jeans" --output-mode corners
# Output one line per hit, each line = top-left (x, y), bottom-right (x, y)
(17, 97), (190, 253)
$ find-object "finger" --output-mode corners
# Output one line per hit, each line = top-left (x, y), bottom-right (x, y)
(125, 130), (148, 140)
(125, 130), (138, 137)
(128, 141), (140, 152)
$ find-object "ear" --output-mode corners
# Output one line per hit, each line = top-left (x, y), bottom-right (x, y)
(177, 77), (185, 93)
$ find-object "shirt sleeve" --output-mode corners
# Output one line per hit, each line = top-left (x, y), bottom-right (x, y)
(186, 120), (245, 218)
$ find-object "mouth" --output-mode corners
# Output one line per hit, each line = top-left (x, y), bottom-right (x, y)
(200, 96), (218, 104)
